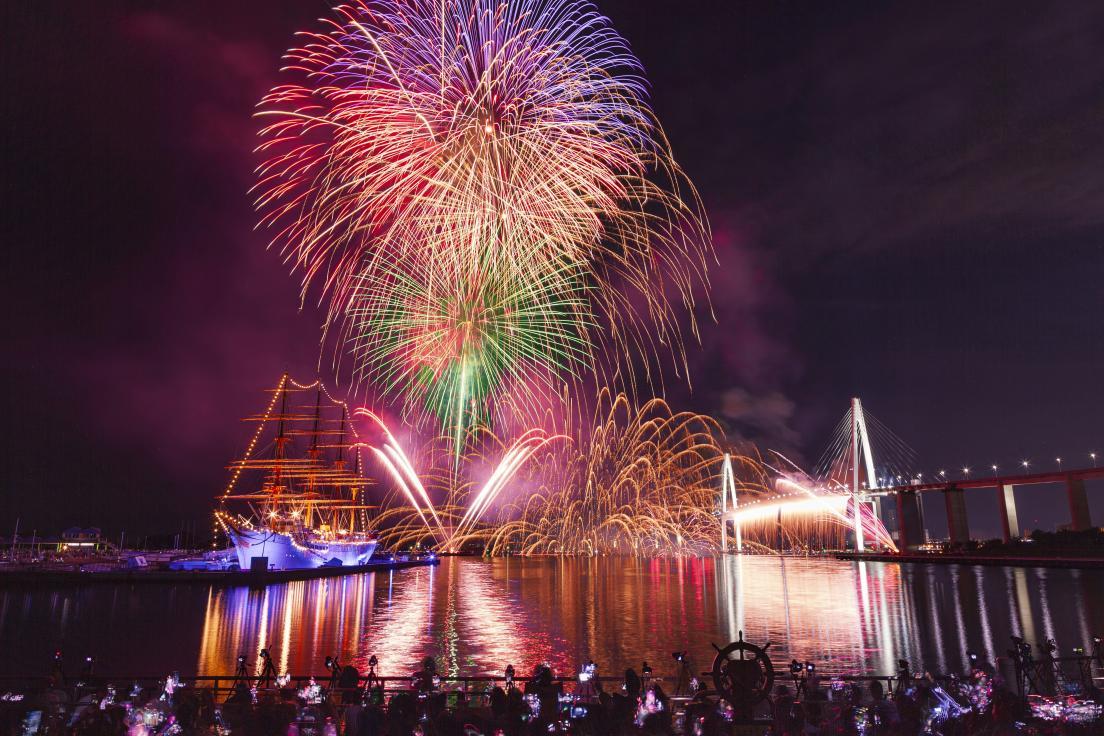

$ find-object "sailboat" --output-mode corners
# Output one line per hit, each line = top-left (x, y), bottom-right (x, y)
(215, 375), (377, 570)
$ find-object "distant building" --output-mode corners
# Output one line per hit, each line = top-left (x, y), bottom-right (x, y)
(59, 527), (109, 553)
(2, 527), (112, 559)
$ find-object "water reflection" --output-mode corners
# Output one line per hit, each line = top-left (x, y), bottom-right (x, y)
(1, 558), (1102, 680)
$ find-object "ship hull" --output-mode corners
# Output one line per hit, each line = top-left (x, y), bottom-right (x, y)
(226, 527), (377, 570)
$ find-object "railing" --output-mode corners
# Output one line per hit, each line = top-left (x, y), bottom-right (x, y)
(2, 650), (1098, 704)
(0, 671), (912, 703)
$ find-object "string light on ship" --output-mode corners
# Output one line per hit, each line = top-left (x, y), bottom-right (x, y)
(212, 374), (287, 548)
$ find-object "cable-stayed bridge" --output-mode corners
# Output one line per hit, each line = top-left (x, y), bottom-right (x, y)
(720, 398), (1101, 553)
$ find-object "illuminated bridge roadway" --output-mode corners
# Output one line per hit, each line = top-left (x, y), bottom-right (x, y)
(874, 465), (1103, 549)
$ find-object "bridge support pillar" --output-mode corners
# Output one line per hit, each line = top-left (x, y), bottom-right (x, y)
(943, 486), (970, 546)
(873, 496), (891, 535)
(997, 484), (1020, 544)
(895, 490), (924, 550)
(1066, 476), (1092, 532)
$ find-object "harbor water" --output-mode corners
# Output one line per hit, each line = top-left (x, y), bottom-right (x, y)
(2, 556), (1102, 682)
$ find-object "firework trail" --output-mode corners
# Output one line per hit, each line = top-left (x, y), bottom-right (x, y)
(358, 408), (567, 551)
(254, 0), (711, 444)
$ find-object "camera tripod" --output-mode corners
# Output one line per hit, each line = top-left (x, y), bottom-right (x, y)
(257, 649), (277, 689)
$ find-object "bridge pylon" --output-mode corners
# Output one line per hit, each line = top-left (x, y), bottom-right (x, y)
(849, 398), (878, 551)
(720, 453), (741, 552)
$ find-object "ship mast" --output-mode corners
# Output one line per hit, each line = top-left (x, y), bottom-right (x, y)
(336, 404), (352, 533)
(269, 375), (291, 520)
(306, 386), (323, 529)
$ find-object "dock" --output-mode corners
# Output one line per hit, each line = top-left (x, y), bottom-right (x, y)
(0, 556), (438, 587)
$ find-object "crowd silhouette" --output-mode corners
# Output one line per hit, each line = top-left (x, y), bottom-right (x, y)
(1, 647), (1101, 736)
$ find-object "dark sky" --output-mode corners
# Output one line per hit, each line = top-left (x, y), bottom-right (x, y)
(2, 1), (1102, 538)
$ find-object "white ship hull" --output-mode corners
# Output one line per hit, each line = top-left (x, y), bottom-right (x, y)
(227, 527), (377, 570)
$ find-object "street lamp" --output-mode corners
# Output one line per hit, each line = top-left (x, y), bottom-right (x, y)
(962, 466), (970, 478)
(1092, 452), (1098, 468)
(1021, 460), (1030, 471)
(991, 464), (998, 475)
(1056, 457), (1062, 470)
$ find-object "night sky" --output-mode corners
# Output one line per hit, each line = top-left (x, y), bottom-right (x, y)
(2, 1), (1102, 539)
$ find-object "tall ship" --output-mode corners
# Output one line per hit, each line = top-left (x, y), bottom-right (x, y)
(215, 375), (377, 570)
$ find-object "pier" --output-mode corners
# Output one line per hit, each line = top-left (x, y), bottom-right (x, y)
(0, 556), (437, 587)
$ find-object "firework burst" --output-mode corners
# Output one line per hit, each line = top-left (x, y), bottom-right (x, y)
(254, 0), (711, 441)
(347, 255), (594, 450)
(483, 391), (736, 555)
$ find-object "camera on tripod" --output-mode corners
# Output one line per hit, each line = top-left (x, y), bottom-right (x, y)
(1007, 636), (1039, 696)
(1009, 636), (1033, 664)
(257, 648), (277, 687)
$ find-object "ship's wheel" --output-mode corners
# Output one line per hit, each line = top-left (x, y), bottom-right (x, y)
(710, 632), (774, 717)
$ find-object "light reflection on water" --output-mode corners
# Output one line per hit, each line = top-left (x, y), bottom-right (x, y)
(1, 557), (1102, 680)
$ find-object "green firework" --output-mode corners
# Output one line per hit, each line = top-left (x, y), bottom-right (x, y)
(347, 257), (595, 450)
